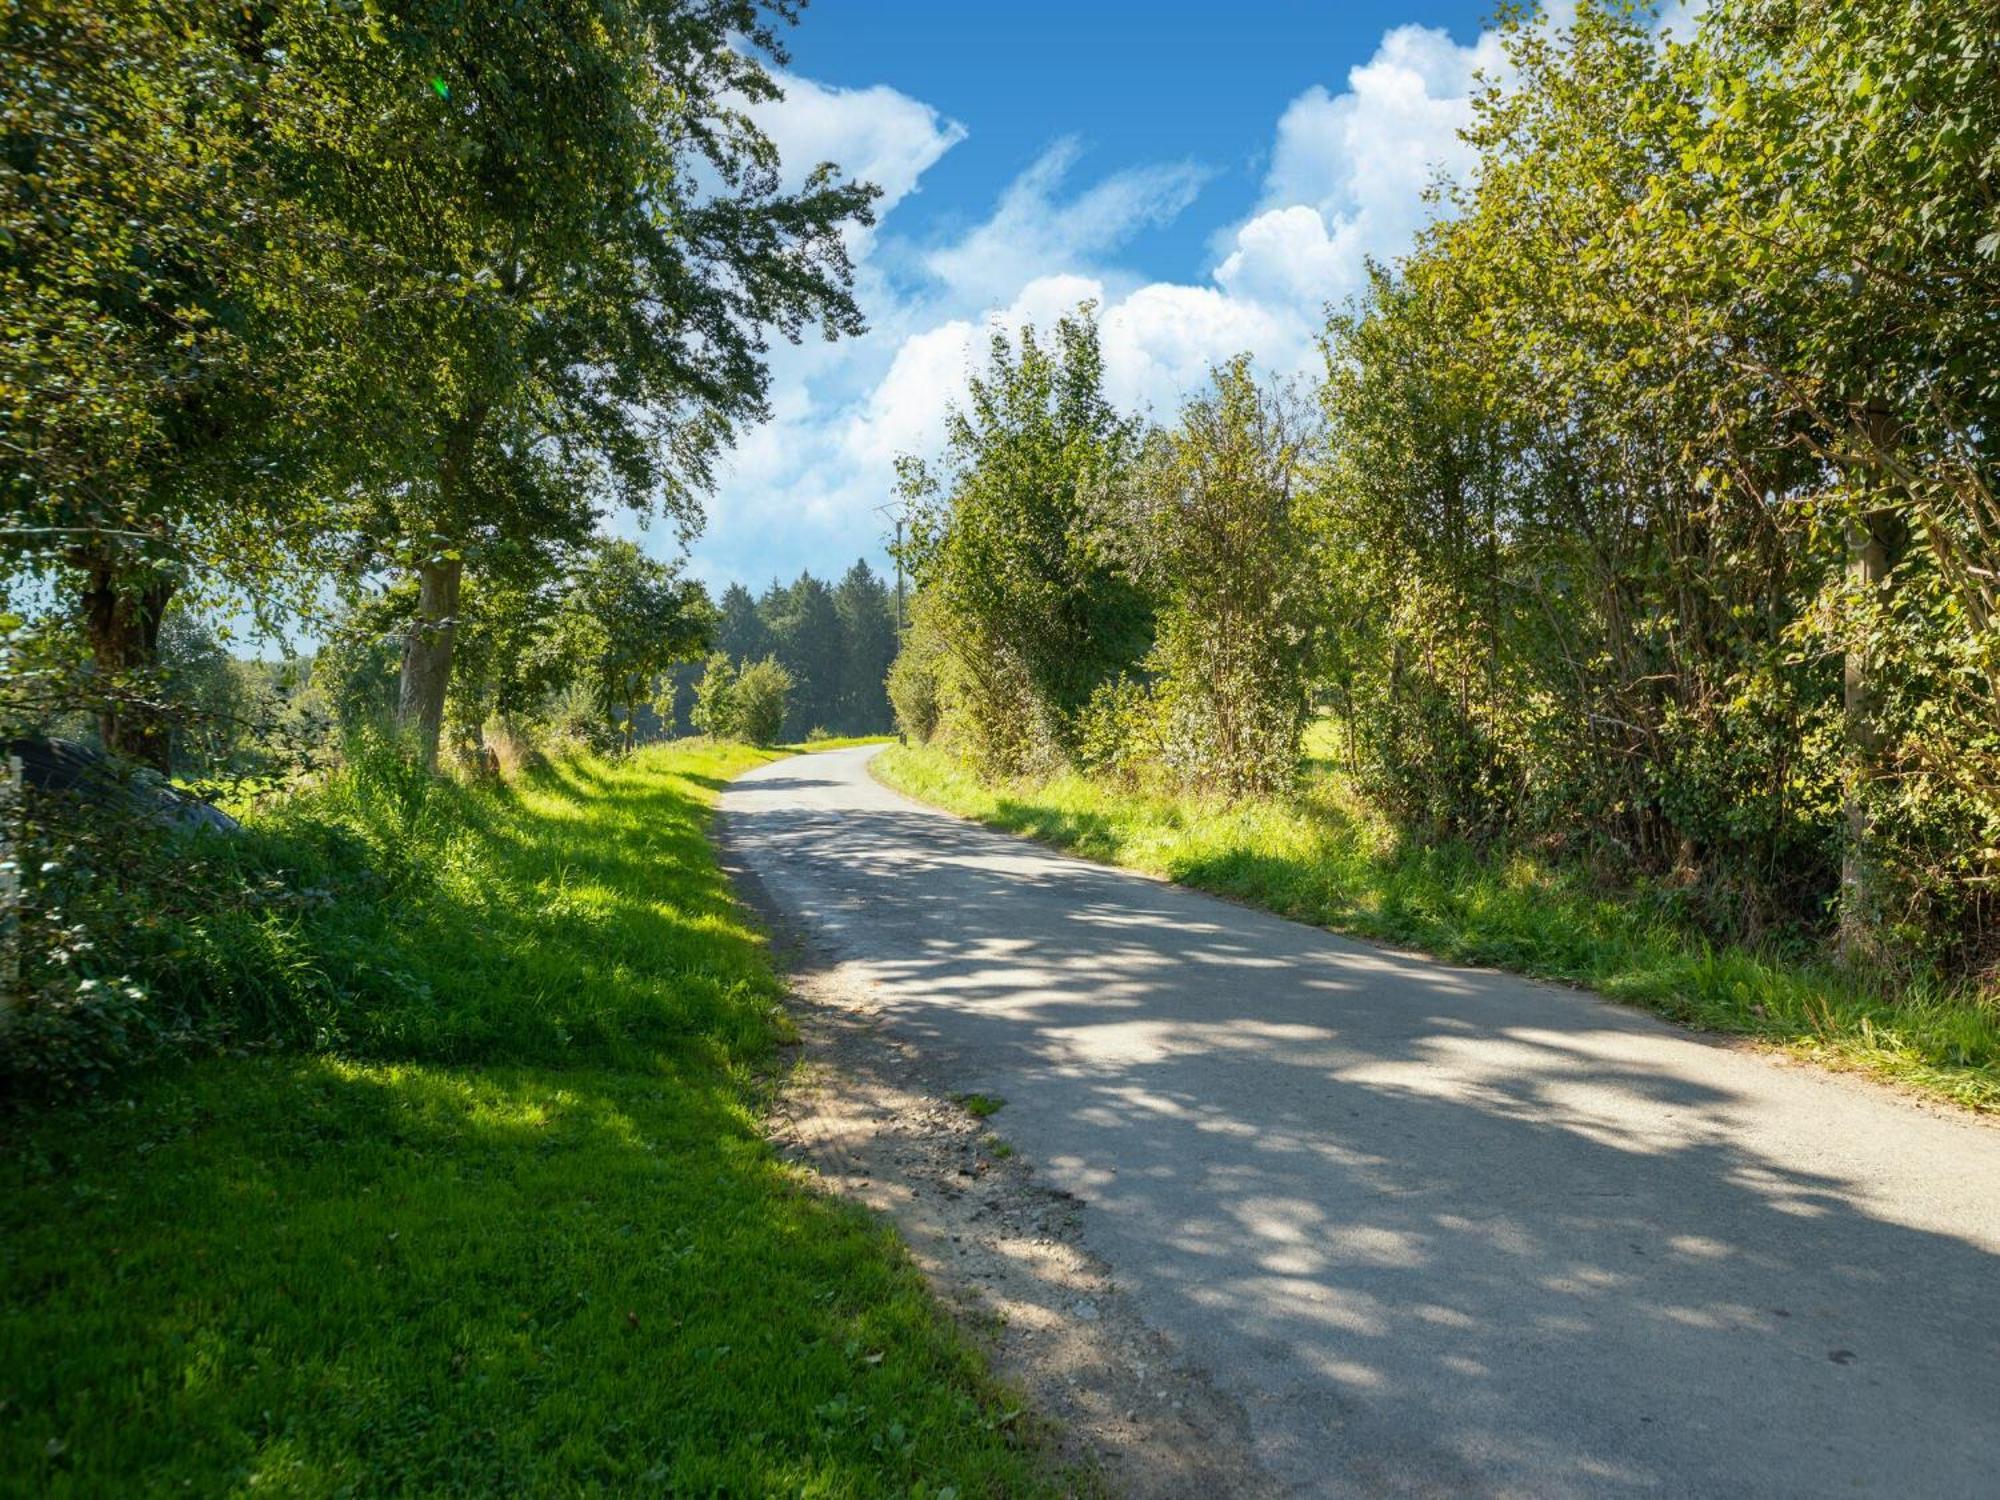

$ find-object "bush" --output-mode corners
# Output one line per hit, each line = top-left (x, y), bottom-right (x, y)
(546, 681), (618, 754)
(731, 657), (792, 746)
(886, 606), (945, 742)
(691, 651), (736, 738)
(1, 755), (426, 1101)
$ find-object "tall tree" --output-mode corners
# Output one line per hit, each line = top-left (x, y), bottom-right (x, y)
(901, 307), (1149, 771)
(1137, 359), (1318, 797)
(832, 560), (896, 733)
(2, 0), (347, 767)
(764, 571), (844, 737)
(716, 582), (775, 664)
(550, 540), (712, 751)
(268, 0), (879, 767)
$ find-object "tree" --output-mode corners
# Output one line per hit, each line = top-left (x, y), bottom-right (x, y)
(901, 307), (1150, 771)
(1137, 359), (1318, 797)
(730, 657), (793, 747)
(716, 583), (775, 665)
(764, 572), (845, 737)
(1300, 0), (1998, 971)
(832, 560), (897, 734)
(1, 1), (348, 768)
(691, 653), (738, 740)
(261, 0), (881, 768)
(550, 541), (713, 751)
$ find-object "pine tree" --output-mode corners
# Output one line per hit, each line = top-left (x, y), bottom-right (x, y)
(833, 560), (897, 733)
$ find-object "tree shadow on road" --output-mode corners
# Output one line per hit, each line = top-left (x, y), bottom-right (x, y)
(724, 790), (2000, 1499)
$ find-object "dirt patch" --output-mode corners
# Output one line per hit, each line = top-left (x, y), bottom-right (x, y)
(760, 955), (1274, 1499)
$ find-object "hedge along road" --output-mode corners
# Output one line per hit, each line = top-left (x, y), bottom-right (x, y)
(720, 745), (2000, 1499)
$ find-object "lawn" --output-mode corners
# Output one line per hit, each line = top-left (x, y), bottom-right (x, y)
(875, 742), (2000, 1113)
(0, 744), (1061, 1497)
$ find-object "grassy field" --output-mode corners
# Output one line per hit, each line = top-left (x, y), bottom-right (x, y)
(1, 744), (1061, 1497)
(875, 742), (2000, 1113)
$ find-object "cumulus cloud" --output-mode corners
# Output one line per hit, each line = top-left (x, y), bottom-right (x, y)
(689, 20), (1509, 587)
(753, 71), (965, 217)
(1215, 24), (1501, 314)
(1100, 284), (1291, 417)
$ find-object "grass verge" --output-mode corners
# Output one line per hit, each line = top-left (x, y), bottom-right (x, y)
(875, 743), (2000, 1113)
(1, 744), (1061, 1496)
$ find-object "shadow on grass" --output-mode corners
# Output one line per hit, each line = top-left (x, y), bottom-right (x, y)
(0, 741), (1061, 1496)
(0, 1052), (1048, 1495)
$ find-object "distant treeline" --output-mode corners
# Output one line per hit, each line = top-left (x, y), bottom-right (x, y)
(658, 562), (900, 741)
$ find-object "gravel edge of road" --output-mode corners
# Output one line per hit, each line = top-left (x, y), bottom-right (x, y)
(715, 791), (1279, 1500)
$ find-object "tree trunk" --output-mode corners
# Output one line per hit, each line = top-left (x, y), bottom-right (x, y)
(1838, 508), (1892, 960)
(78, 554), (177, 773)
(397, 555), (463, 770)
(1839, 400), (1901, 963)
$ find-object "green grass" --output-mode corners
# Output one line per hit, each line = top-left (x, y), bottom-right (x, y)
(876, 743), (2000, 1114)
(954, 1094), (1005, 1119)
(783, 735), (898, 753)
(1, 744), (1063, 1497)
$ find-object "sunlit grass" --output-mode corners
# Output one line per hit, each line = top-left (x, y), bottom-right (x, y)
(877, 743), (2000, 1113)
(1, 743), (1064, 1496)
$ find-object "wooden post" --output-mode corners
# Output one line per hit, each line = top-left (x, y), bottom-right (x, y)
(1, 752), (21, 1012)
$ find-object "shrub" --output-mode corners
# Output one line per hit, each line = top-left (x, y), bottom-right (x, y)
(691, 651), (737, 738)
(731, 657), (792, 746)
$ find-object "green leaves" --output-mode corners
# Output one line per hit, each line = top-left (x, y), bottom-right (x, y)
(903, 308), (1152, 773)
(1308, 0), (2000, 971)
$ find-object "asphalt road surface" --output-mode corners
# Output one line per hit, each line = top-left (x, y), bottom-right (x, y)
(721, 745), (2000, 1498)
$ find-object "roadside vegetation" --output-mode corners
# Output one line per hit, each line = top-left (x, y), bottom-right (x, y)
(1, 742), (1057, 1495)
(883, 0), (1999, 1111)
(878, 740), (2000, 1112)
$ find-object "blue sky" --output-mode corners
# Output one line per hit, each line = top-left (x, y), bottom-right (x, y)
(675, 1), (1508, 592)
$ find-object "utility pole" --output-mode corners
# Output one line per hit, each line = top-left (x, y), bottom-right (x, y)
(1, 751), (20, 1013)
(875, 499), (908, 641)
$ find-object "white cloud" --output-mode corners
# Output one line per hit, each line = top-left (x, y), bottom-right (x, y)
(1214, 24), (1500, 316)
(1260, 25), (1500, 221)
(923, 140), (1207, 305)
(689, 20), (1510, 588)
(753, 71), (965, 217)
(1100, 284), (1291, 417)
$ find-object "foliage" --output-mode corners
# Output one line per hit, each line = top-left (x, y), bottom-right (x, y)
(0, 0), (347, 764)
(715, 581), (776, 664)
(901, 308), (1150, 772)
(1304, 0), (1999, 976)
(282, 0), (876, 764)
(3, 0), (879, 770)
(888, 592), (952, 743)
(833, 558), (901, 733)
(1, 743), (1063, 1494)
(1133, 357), (1320, 796)
(701, 564), (900, 738)
(761, 571), (846, 740)
(545, 540), (712, 750)
(875, 0), (1997, 994)
(731, 657), (795, 747)
(691, 651), (738, 740)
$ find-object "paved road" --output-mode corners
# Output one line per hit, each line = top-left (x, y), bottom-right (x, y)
(721, 746), (2000, 1498)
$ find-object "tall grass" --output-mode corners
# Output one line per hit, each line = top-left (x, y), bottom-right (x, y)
(1, 744), (1064, 1495)
(877, 743), (2000, 1112)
